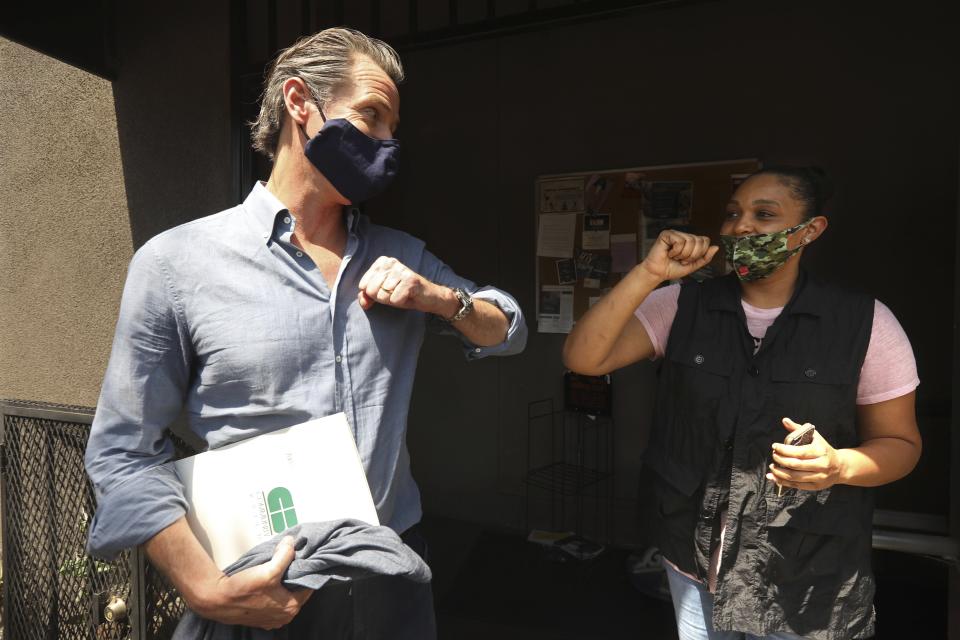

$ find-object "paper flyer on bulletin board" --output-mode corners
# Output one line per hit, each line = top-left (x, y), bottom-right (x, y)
(538, 285), (574, 333)
(534, 159), (761, 332)
(539, 177), (586, 213)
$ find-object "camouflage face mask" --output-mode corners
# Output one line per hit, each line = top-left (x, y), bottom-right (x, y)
(720, 220), (811, 282)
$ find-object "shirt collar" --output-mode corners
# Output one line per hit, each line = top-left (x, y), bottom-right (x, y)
(784, 270), (825, 317)
(244, 181), (362, 242)
(345, 207), (361, 233)
(705, 272), (743, 313)
(244, 182), (289, 242)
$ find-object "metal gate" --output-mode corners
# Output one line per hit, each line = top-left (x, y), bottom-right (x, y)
(0, 401), (188, 640)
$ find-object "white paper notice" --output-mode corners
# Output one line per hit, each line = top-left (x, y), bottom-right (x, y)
(538, 285), (575, 333)
(539, 177), (585, 213)
(582, 214), (610, 250)
(537, 214), (577, 258)
(171, 413), (379, 569)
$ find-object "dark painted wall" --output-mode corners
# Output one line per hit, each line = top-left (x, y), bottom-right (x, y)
(113, 0), (234, 248)
(366, 0), (959, 539)
(103, 0), (956, 541)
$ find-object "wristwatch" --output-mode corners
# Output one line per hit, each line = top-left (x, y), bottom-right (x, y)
(446, 287), (474, 323)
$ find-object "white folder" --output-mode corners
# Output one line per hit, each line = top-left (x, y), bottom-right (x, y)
(171, 413), (380, 569)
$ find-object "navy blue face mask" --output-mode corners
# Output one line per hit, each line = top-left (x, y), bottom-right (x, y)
(300, 107), (400, 204)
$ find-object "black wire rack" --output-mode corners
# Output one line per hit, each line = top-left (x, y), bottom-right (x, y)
(524, 397), (615, 544)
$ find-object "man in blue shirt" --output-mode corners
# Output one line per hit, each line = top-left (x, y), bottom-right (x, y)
(84, 27), (526, 635)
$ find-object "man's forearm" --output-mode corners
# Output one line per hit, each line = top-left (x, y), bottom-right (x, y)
(144, 517), (308, 628)
(451, 298), (509, 346)
(143, 517), (225, 614)
(430, 286), (509, 346)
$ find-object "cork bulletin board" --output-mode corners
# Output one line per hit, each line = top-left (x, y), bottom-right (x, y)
(535, 159), (761, 333)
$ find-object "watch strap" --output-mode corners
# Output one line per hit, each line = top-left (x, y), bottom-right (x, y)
(447, 287), (474, 322)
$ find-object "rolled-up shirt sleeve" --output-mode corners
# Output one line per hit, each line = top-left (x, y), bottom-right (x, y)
(84, 240), (191, 559)
(419, 249), (527, 360)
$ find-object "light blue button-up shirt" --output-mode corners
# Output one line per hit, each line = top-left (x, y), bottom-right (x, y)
(85, 183), (527, 558)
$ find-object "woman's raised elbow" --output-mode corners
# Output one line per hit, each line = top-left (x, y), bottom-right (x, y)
(562, 344), (606, 376)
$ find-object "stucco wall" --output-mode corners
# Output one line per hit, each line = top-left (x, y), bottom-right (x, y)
(0, 37), (133, 407)
(0, 1), (232, 409)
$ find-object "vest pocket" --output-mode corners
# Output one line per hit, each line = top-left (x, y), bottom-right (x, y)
(653, 474), (700, 556)
(666, 345), (733, 423)
(668, 344), (733, 378)
(653, 345), (734, 494)
(768, 360), (857, 447)
(761, 498), (862, 585)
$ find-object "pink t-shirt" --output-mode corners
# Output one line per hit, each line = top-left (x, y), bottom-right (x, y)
(635, 284), (920, 590)
(634, 284), (920, 405)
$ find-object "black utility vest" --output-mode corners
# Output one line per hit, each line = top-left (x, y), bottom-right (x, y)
(646, 272), (876, 640)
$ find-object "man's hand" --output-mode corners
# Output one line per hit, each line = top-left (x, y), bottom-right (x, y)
(637, 230), (718, 283)
(766, 417), (846, 492)
(357, 256), (456, 317)
(201, 537), (311, 629)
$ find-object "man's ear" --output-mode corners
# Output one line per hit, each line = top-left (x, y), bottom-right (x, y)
(281, 77), (311, 126)
(802, 215), (829, 245)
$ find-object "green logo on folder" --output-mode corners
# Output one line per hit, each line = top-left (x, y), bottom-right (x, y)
(265, 487), (298, 534)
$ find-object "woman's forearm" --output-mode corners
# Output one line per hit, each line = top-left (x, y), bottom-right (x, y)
(562, 266), (661, 374)
(563, 230), (716, 375)
(838, 436), (922, 487)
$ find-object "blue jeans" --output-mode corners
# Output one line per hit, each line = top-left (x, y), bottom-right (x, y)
(663, 560), (806, 640)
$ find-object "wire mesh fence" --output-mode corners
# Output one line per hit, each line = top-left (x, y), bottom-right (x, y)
(0, 401), (192, 640)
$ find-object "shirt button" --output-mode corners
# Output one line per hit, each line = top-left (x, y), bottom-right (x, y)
(694, 354), (705, 365)
(335, 355), (342, 363)
(283, 216), (291, 224)
(804, 368), (817, 379)
(748, 365), (759, 377)
(296, 251), (303, 257)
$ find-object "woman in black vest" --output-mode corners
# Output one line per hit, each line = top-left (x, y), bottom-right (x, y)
(563, 166), (921, 640)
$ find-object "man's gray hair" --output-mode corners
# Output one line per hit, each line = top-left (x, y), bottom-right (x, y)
(251, 27), (404, 159)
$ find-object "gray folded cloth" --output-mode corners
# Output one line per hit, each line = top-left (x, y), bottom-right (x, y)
(172, 519), (432, 640)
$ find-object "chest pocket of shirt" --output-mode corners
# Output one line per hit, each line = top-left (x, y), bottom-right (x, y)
(769, 361), (858, 448)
